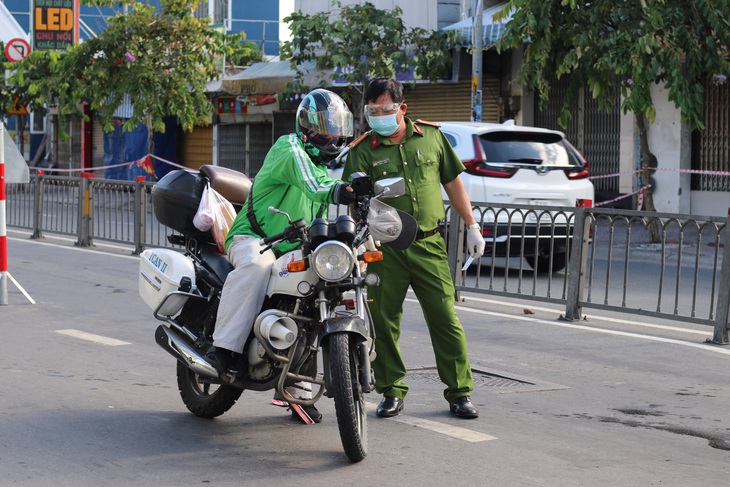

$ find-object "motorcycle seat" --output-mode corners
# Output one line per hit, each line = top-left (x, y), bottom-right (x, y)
(200, 165), (252, 207)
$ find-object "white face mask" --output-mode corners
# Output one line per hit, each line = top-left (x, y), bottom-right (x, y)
(368, 113), (400, 136)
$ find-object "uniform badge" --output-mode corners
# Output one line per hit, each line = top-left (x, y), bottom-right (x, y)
(372, 159), (390, 167)
(371, 137), (378, 149)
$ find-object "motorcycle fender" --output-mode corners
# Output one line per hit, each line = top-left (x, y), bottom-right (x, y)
(322, 316), (368, 340)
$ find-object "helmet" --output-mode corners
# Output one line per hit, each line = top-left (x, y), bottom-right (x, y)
(296, 89), (354, 163)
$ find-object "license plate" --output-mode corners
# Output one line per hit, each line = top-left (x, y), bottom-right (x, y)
(526, 212), (552, 223)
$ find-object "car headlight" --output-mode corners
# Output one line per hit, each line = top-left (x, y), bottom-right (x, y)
(311, 241), (355, 282)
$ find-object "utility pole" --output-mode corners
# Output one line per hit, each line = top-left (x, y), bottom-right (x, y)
(471, 0), (483, 122)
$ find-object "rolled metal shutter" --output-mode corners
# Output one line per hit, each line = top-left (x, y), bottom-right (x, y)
(179, 124), (213, 170)
(218, 124), (247, 174)
(404, 78), (500, 123)
(274, 111), (296, 140)
(217, 123), (273, 177)
(247, 123), (273, 178)
(534, 76), (621, 193)
(692, 80), (730, 191)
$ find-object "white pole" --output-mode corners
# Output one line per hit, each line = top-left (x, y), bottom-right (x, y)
(1, 121), (8, 305)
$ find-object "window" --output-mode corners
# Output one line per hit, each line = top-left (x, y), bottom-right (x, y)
(193, 0), (228, 26)
(31, 110), (46, 134)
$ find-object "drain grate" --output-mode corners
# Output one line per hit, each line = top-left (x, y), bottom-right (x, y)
(404, 367), (568, 393)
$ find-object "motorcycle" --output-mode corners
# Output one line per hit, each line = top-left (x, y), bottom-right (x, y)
(138, 164), (414, 462)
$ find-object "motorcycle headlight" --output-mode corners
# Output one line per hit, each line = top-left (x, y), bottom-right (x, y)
(311, 240), (355, 282)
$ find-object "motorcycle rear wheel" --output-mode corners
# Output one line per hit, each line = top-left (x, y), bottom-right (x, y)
(176, 361), (243, 418)
(327, 332), (368, 462)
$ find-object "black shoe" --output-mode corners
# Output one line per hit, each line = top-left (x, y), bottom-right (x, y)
(292, 404), (322, 424)
(205, 346), (236, 373)
(376, 396), (404, 418)
(450, 396), (479, 419)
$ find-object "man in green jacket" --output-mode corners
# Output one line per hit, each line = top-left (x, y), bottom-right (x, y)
(206, 89), (356, 423)
(342, 77), (485, 419)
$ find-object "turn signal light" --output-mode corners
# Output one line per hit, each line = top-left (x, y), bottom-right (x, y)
(287, 259), (308, 272)
(362, 251), (383, 263)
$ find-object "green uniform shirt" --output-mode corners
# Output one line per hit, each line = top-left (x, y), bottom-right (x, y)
(342, 117), (465, 232)
(225, 133), (340, 253)
(342, 117), (474, 401)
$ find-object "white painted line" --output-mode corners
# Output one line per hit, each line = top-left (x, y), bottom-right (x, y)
(366, 402), (496, 442)
(7, 234), (139, 260)
(461, 295), (710, 336)
(406, 298), (730, 356)
(7, 272), (35, 304)
(55, 329), (131, 346)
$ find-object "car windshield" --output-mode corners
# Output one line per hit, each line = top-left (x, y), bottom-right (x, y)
(480, 132), (579, 166)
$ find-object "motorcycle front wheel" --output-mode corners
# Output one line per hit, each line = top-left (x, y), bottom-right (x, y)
(327, 332), (368, 462)
(176, 361), (243, 418)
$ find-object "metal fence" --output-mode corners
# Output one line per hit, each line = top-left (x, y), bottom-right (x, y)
(6, 173), (730, 344)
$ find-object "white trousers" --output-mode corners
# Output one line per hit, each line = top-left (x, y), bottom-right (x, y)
(213, 235), (275, 353)
(213, 235), (312, 401)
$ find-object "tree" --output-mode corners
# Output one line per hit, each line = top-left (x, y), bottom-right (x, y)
(281, 0), (460, 133)
(227, 37), (266, 67)
(3, 0), (259, 156)
(496, 0), (730, 240)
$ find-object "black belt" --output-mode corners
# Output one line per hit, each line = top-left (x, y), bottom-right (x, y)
(415, 227), (440, 240)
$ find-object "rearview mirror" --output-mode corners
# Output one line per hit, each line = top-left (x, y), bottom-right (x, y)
(375, 177), (405, 199)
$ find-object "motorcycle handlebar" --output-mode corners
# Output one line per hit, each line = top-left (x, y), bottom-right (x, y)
(262, 231), (286, 246)
(259, 218), (308, 250)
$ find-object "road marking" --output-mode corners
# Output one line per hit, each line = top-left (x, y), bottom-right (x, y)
(406, 298), (730, 356)
(366, 402), (496, 442)
(461, 295), (710, 336)
(7, 234), (139, 260)
(55, 329), (131, 347)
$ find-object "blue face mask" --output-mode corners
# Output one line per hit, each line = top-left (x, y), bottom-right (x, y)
(368, 114), (400, 136)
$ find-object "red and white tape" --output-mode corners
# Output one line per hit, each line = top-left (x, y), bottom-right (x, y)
(28, 154), (188, 175)
(590, 166), (730, 181)
(652, 167), (730, 176)
(594, 185), (651, 208)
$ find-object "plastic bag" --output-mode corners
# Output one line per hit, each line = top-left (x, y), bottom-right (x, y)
(193, 184), (215, 232)
(193, 184), (236, 253)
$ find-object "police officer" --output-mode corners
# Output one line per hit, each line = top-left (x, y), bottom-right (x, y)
(206, 89), (357, 423)
(341, 77), (485, 419)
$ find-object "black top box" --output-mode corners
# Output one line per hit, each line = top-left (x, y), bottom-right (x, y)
(151, 169), (208, 237)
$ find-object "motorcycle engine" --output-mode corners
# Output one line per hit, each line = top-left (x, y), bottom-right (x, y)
(247, 338), (276, 380)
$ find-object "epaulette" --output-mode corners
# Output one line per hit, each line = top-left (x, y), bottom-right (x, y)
(415, 119), (441, 128)
(347, 131), (372, 150)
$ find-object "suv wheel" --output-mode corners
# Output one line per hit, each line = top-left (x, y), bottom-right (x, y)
(525, 251), (567, 274)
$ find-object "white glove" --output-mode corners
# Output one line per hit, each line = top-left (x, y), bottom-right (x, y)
(364, 235), (380, 251)
(466, 223), (485, 259)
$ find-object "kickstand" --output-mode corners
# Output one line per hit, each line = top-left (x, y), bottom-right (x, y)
(282, 390), (315, 424)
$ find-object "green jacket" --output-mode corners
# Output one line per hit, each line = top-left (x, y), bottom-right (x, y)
(342, 117), (465, 233)
(225, 134), (342, 253)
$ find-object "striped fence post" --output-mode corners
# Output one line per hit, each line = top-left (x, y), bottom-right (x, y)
(1, 122), (7, 305)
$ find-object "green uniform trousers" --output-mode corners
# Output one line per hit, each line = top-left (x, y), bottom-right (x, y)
(366, 233), (474, 403)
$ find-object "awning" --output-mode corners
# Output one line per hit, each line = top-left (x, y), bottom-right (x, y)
(206, 60), (318, 95)
(441, 2), (512, 47)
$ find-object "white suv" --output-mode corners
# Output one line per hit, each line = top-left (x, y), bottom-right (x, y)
(438, 121), (594, 273)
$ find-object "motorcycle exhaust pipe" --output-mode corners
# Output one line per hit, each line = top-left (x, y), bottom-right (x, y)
(254, 310), (298, 350)
(154, 325), (219, 379)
